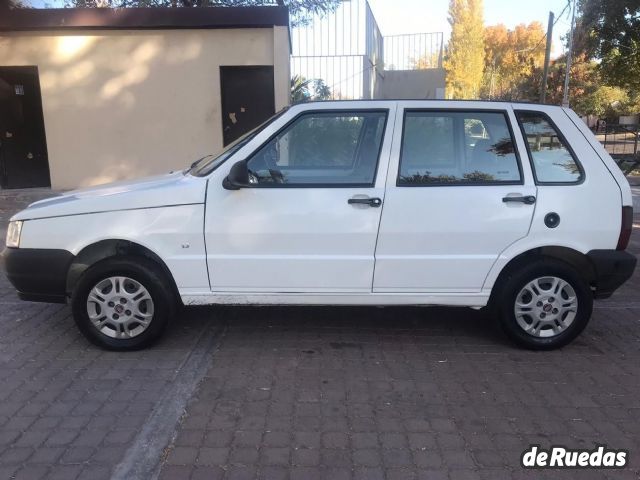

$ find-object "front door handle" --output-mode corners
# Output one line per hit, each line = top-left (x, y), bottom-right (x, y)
(502, 195), (536, 205)
(348, 197), (382, 207)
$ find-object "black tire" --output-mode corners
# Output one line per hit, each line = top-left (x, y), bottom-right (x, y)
(71, 256), (176, 350)
(494, 258), (593, 350)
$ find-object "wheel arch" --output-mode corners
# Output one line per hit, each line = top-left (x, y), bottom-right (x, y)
(487, 245), (597, 305)
(66, 239), (181, 303)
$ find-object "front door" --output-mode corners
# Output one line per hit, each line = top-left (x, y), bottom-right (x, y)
(374, 105), (536, 292)
(220, 66), (276, 147)
(205, 105), (395, 292)
(0, 66), (50, 189)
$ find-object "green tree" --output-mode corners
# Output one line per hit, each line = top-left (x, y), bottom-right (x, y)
(62, 0), (341, 26)
(444, 0), (485, 99)
(578, 0), (640, 91)
(313, 79), (331, 100)
(574, 85), (629, 118)
(290, 75), (331, 103)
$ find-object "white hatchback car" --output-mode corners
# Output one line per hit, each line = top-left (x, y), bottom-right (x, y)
(2, 101), (636, 350)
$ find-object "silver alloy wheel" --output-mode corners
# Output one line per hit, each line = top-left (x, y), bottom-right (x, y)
(86, 276), (154, 339)
(514, 276), (578, 338)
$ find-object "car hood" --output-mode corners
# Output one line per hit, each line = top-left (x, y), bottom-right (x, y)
(12, 171), (207, 221)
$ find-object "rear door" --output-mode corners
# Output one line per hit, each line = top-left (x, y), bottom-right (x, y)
(373, 102), (536, 292)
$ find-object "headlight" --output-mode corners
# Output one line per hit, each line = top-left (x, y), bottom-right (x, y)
(6, 221), (23, 248)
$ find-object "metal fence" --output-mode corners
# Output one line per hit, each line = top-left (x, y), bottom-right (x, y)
(597, 124), (640, 175)
(384, 32), (444, 70)
(290, 0), (442, 100)
(290, 0), (372, 99)
(599, 124), (639, 157)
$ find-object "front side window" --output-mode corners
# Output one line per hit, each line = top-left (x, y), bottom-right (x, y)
(516, 111), (583, 183)
(398, 111), (521, 185)
(246, 110), (387, 186)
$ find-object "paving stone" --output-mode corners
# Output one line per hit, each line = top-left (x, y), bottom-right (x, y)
(292, 447), (320, 466)
(166, 446), (199, 465)
(258, 465), (289, 480)
(196, 447), (229, 466)
(322, 432), (349, 449)
(0, 447), (33, 464)
(46, 465), (82, 480)
(352, 448), (381, 467)
(13, 465), (49, 480)
(230, 447), (260, 465)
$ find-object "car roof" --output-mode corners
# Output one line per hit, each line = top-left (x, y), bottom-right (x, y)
(292, 99), (565, 109)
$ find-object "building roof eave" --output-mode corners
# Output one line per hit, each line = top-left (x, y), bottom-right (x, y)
(0, 6), (289, 32)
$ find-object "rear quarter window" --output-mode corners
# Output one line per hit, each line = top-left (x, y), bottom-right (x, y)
(515, 111), (584, 184)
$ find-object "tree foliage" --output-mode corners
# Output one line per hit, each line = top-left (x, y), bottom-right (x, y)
(290, 74), (331, 103)
(575, 85), (630, 117)
(482, 22), (545, 100)
(410, 52), (441, 69)
(444, 0), (485, 99)
(543, 54), (597, 108)
(578, 0), (640, 90)
(62, 0), (341, 26)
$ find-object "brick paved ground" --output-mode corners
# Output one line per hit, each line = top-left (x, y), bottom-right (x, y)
(0, 189), (639, 480)
(0, 190), (215, 480)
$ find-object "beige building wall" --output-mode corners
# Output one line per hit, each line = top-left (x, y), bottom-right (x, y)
(0, 27), (290, 189)
(375, 69), (446, 100)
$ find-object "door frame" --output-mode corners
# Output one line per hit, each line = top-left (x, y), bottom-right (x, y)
(372, 101), (538, 293)
(202, 101), (398, 293)
(0, 65), (51, 189)
(219, 65), (276, 147)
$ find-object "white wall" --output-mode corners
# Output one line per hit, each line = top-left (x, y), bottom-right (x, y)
(375, 69), (446, 100)
(619, 115), (639, 126)
(0, 28), (290, 189)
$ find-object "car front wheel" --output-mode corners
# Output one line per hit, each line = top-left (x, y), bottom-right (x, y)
(496, 259), (593, 350)
(71, 256), (176, 350)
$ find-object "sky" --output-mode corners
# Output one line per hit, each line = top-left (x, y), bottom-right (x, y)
(368, 0), (574, 58)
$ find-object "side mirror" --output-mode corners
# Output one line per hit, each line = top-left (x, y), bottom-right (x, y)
(223, 160), (250, 190)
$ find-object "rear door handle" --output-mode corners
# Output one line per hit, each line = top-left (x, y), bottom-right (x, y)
(502, 195), (536, 205)
(348, 197), (382, 207)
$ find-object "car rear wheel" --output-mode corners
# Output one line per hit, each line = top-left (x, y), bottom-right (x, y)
(71, 256), (176, 350)
(496, 258), (593, 350)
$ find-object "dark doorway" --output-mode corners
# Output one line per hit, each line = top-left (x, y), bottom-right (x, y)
(0, 66), (51, 189)
(220, 66), (275, 146)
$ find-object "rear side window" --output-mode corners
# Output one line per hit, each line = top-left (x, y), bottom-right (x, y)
(398, 110), (521, 186)
(516, 111), (583, 184)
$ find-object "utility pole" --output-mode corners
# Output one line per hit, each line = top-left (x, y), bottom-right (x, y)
(489, 58), (496, 100)
(562, 0), (577, 107)
(540, 11), (554, 103)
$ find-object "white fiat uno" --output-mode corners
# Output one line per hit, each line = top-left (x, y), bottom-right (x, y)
(3, 101), (636, 350)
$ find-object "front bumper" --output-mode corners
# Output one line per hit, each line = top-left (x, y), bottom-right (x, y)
(1, 247), (73, 303)
(588, 249), (637, 299)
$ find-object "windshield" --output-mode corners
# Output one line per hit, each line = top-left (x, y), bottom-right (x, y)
(188, 108), (289, 177)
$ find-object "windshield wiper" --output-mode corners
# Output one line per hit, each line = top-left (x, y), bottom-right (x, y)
(184, 155), (211, 174)
(191, 155), (210, 169)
